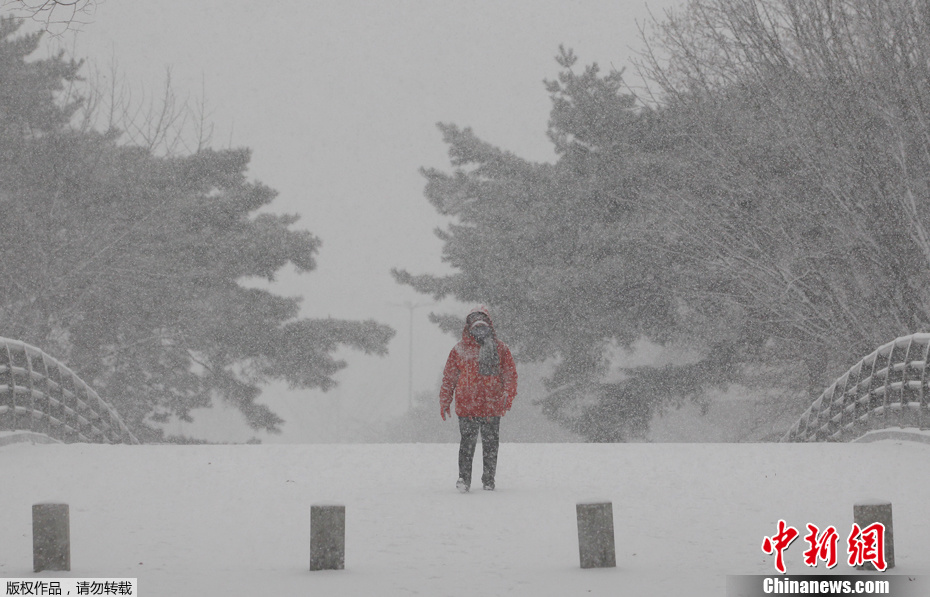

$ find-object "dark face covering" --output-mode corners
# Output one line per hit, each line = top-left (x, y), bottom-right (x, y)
(470, 323), (493, 343)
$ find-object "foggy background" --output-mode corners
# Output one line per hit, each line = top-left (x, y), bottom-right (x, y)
(32, 0), (684, 443)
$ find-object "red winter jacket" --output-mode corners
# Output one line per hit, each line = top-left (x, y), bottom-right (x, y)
(440, 314), (518, 418)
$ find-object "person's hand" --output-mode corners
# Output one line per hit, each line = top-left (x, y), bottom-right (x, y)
(441, 404), (451, 420)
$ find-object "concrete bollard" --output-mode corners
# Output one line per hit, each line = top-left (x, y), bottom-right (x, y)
(853, 500), (894, 570)
(310, 504), (345, 571)
(33, 503), (70, 572)
(576, 501), (616, 569)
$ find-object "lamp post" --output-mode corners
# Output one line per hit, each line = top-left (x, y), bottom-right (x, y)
(390, 301), (432, 411)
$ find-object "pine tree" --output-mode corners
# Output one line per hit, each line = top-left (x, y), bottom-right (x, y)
(395, 49), (709, 441)
(0, 18), (394, 440)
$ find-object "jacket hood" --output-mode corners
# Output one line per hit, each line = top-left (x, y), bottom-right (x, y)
(461, 306), (494, 342)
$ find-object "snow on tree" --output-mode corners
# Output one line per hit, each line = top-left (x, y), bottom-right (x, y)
(0, 18), (394, 441)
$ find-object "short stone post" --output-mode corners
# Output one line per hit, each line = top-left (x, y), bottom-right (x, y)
(576, 501), (616, 569)
(853, 500), (894, 570)
(33, 503), (70, 572)
(310, 504), (345, 571)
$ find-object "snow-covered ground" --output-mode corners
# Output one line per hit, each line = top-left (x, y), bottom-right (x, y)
(2, 439), (929, 596)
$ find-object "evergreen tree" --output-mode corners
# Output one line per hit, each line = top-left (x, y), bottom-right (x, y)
(395, 49), (731, 441)
(0, 18), (394, 441)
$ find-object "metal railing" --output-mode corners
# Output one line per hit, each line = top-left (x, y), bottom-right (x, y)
(0, 337), (138, 444)
(782, 333), (930, 442)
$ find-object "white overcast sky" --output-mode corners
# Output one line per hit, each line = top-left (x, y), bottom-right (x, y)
(33, 0), (685, 441)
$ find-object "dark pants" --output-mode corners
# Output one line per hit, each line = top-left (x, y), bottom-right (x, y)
(458, 416), (500, 487)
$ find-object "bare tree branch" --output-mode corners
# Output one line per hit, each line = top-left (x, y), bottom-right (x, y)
(2, 0), (98, 35)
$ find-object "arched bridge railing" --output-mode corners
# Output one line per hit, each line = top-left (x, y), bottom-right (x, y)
(782, 333), (930, 442)
(0, 337), (138, 444)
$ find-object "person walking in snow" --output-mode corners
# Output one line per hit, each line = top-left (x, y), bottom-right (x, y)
(440, 306), (518, 492)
